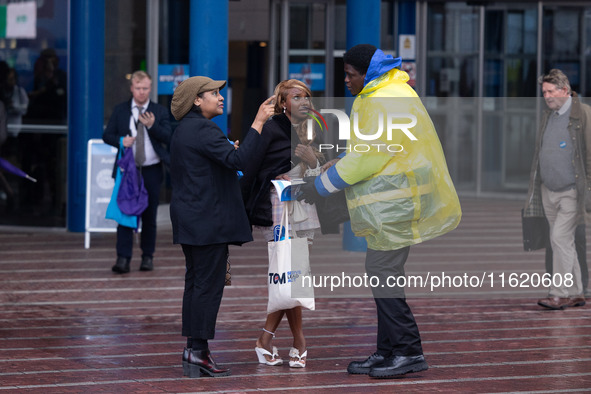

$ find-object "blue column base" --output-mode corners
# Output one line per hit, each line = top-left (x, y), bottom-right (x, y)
(342, 221), (367, 252)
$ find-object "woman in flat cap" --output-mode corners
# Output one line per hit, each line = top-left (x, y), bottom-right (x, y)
(169, 76), (274, 378)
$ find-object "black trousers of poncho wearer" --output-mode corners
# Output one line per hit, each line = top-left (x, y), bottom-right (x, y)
(365, 247), (424, 357)
(181, 243), (228, 340)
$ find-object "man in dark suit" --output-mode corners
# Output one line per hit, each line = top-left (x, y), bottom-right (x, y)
(103, 70), (172, 273)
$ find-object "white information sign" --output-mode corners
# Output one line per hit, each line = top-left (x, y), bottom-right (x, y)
(6, 1), (36, 39)
(85, 139), (117, 249)
(398, 34), (416, 60)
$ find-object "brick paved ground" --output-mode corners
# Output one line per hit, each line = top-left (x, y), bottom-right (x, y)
(1, 198), (590, 393)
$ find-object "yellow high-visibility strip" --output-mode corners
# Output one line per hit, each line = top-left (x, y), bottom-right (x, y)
(347, 183), (432, 209)
(407, 171), (422, 241)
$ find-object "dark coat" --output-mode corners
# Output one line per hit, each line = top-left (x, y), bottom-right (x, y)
(524, 92), (591, 225)
(169, 110), (261, 246)
(102, 99), (172, 177)
(240, 114), (292, 226)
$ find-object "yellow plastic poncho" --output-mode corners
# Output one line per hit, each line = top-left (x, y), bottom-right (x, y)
(330, 68), (461, 250)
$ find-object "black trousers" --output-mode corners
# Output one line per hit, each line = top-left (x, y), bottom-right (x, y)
(181, 243), (228, 340)
(365, 247), (424, 357)
(116, 163), (163, 258)
(545, 224), (588, 292)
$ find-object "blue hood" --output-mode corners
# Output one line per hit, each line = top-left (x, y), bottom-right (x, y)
(364, 49), (402, 86)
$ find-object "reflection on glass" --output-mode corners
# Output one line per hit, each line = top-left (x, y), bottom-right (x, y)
(427, 3), (479, 97)
(428, 3), (479, 53)
(483, 6), (538, 98)
(289, 3), (325, 51)
(427, 57), (477, 97)
(543, 7), (581, 88)
(0, 0), (69, 227)
(26, 48), (67, 125)
(586, 9), (591, 95)
(506, 10), (537, 55)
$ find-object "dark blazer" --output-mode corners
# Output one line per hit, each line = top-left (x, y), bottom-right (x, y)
(169, 110), (261, 246)
(240, 114), (292, 226)
(102, 99), (172, 177)
(240, 113), (324, 227)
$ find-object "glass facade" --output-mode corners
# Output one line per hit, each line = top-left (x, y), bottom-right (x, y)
(484, 5), (538, 97)
(0, 0), (68, 226)
(543, 6), (584, 92)
(269, 1), (332, 98)
(1, 0), (591, 228)
(426, 3), (480, 97)
(422, 1), (591, 196)
(104, 0), (149, 124)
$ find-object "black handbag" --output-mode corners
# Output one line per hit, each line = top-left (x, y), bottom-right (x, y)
(317, 190), (350, 234)
(521, 209), (549, 251)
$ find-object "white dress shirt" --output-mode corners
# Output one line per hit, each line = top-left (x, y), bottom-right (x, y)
(129, 99), (160, 166)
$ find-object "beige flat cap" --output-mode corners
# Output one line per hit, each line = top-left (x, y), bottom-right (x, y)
(171, 76), (226, 120)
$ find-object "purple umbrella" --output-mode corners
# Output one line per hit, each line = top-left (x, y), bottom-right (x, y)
(0, 157), (37, 182)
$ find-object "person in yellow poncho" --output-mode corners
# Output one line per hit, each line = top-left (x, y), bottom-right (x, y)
(299, 44), (461, 378)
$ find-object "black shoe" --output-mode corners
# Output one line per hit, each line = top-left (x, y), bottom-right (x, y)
(139, 256), (153, 271)
(182, 347), (191, 376)
(369, 355), (428, 378)
(347, 352), (386, 374)
(111, 256), (130, 274)
(187, 349), (230, 377)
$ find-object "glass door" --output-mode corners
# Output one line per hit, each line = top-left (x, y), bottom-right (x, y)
(483, 5), (538, 98)
(269, 0), (334, 96)
(481, 3), (539, 192)
(542, 5), (585, 94)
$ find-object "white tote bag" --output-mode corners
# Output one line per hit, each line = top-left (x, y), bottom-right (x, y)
(267, 202), (315, 314)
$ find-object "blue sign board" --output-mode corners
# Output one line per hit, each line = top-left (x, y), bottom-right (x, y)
(288, 63), (325, 91)
(158, 64), (190, 95)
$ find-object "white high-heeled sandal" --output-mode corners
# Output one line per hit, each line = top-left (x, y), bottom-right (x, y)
(255, 328), (283, 366)
(255, 346), (283, 366)
(288, 347), (307, 368)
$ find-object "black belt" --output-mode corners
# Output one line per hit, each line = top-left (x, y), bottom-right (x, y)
(137, 162), (161, 169)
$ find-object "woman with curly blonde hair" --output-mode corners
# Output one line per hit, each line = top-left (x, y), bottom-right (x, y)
(240, 79), (324, 368)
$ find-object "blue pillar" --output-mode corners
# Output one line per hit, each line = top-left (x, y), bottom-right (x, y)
(190, 0), (228, 133)
(342, 0), (379, 251)
(67, 0), (105, 232)
(398, 1), (416, 36)
(346, 0), (381, 49)
(345, 0), (380, 100)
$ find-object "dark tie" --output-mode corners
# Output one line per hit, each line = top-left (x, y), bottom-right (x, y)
(135, 106), (146, 167)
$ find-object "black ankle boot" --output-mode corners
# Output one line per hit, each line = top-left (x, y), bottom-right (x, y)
(139, 256), (153, 271)
(187, 349), (230, 377)
(111, 256), (130, 274)
(182, 347), (191, 376)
